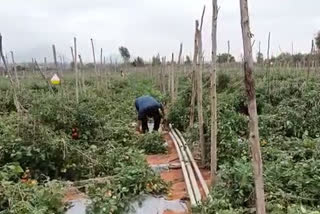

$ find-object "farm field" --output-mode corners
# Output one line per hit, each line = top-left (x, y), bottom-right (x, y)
(0, 65), (320, 214)
(0, 72), (169, 213)
(1, 0), (320, 214)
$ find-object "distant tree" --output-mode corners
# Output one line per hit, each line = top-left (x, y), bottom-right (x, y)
(85, 63), (95, 69)
(292, 53), (304, 64)
(70, 62), (80, 69)
(132, 57), (144, 67)
(276, 52), (292, 63)
(185, 55), (192, 65)
(217, 53), (235, 63)
(16, 65), (26, 71)
(315, 31), (320, 51)
(152, 54), (161, 66)
(256, 52), (264, 64)
(119, 46), (131, 63)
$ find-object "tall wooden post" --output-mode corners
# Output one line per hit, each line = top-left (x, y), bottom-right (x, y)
(161, 56), (167, 94)
(307, 40), (314, 79)
(197, 6), (206, 165)
(171, 53), (175, 103)
(0, 34), (21, 112)
(176, 43), (183, 100)
(227, 40), (230, 64)
(178, 43), (183, 64)
(73, 38), (79, 104)
(79, 54), (85, 91)
(210, 0), (218, 185)
(100, 48), (103, 73)
(189, 20), (199, 128)
(267, 32), (271, 98)
(52, 44), (58, 71)
(239, 1), (266, 213)
(10, 51), (20, 88)
(91, 38), (98, 77)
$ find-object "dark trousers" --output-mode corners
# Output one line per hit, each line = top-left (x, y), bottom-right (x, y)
(141, 112), (161, 133)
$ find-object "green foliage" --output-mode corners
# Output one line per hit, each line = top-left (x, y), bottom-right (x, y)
(0, 181), (66, 214)
(119, 46), (131, 62)
(185, 55), (192, 65)
(0, 163), (66, 214)
(315, 31), (320, 51)
(217, 73), (231, 92)
(172, 69), (320, 212)
(152, 54), (161, 66)
(137, 132), (167, 154)
(217, 53), (235, 63)
(132, 57), (144, 67)
(257, 52), (264, 64)
(86, 159), (167, 213)
(0, 74), (169, 213)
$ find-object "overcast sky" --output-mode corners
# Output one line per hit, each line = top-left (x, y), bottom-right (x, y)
(0, 0), (319, 63)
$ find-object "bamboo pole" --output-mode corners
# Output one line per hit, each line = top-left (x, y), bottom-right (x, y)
(239, 1), (266, 213)
(171, 128), (201, 204)
(169, 131), (197, 206)
(210, 0), (218, 185)
(175, 128), (209, 197)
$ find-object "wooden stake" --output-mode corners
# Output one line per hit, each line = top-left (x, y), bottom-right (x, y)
(161, 56), (166, 94)
(227, 40), (230, 63)
(239, 1), (266, 213)
(307, 40), (314, 79)
(70, 47), (75, 65)
(189, 20), (199, 128)
(171, 53), (175, 103)
(267, 32), (271, 98)
(10, 51), (20, 88)
(78, 54), (86, 91)
(210, 0), (218, 185)
(100, 48), (103, 71)
(74, 37), (79, 104)
(44, 57), (47, 72)
(52, 44), (58, 70)
(34, 60), (53, 92)
(91, 38), (99, 77)
(0, 34), (21, 113)
(197, 5), (206, 165)
(178, 43), (183, 64)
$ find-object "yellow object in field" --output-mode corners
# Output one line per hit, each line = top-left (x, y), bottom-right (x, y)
(51, 74), (60, 85)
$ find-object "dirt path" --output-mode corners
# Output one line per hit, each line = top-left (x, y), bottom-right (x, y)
(146, 132), (211, 214)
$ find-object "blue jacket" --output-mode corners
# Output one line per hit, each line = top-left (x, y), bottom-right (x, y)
(135, 96), (163, 120)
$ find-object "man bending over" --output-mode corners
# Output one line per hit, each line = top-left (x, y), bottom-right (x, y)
(135, 95), (165, 133)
